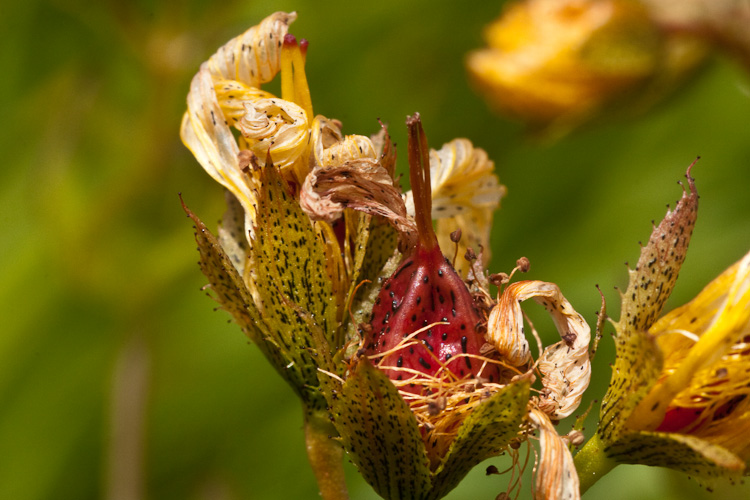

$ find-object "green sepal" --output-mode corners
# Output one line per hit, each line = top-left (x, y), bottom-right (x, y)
(428, 379), (531, 500)
(323, 358), (432, 500)
(340, 213), (401, 355)
(246, 162), (339, 409)
(599, 332), (662, 443)
(599, 171), (698, 441)
(605, 431), (745, 484)
(182, 198), (307, 402)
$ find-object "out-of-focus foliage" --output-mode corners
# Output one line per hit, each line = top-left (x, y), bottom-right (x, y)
(1, 1), (749, 499)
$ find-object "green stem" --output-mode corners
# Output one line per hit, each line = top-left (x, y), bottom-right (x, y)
(574, 432), (618, 495)
(304, 406), (350, 500)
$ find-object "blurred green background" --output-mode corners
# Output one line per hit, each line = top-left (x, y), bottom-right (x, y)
(2, 0), (749, 499)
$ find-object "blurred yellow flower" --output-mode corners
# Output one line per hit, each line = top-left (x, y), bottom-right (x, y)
(467, 0), (708, 135)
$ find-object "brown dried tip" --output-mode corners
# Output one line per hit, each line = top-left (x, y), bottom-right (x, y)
(489, 272), (509, 287)
(450, 228), (462, 243)
(516, 256), (530, 273)
(567, 429), (585, 447)
(465, 247), (478, 262)
(238, 150), (259, 171)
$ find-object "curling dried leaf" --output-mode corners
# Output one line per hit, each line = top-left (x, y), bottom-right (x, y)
(248, 162), (338, 408)
(429, 379), (530, 499)
(326, 359), (432, 500)
(300, 158), (416, 246)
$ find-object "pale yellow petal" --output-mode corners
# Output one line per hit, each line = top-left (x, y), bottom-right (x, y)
(529, 407), (580, 500)
(238, 97), (310, 170)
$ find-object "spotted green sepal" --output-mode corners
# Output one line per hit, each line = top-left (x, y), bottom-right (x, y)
(341, 213), (400, 353)
(599, 170), (698, 441)
(182, 198), (304, 403)
(247, 162), (339, 409)
(325, 358), (432, 500)
(599, 332), (662, 443)
(605, 431), (745, 484)
(428, 379), (530, 500)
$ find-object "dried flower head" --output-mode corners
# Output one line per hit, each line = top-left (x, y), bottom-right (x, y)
(181, 11), (588, 500)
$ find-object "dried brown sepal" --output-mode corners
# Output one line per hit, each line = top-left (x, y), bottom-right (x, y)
(300, 159), (417, 248)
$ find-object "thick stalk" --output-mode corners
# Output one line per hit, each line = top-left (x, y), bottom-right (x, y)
(574, 432), (618, 495)
(304, 406), (350, 500)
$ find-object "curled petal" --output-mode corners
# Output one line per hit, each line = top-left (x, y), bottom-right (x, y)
(181, 70), (257, 238)
(488, 281), (591, 418)
(529, 407), (580, 500)
(487, 284), (533, 367)
(238, 98), (310, 169)
(206, 11), (296, 87)
(180, 12), (297, 241)
(300, 159), (417, 246)
(214, 80), (275, 126)
(311, 116), (377, 168)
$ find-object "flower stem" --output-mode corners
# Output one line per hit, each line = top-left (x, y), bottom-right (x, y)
(304, 406), (350, 500)
(574, 432), (618, 495)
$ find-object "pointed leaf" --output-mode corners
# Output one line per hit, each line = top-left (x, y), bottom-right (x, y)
(617, 169), (698, 334)
(600, 168), (698, 441)
(248, 163), (338, 408)
(325, 359), (432, 500)
(606, 431), (745, 483)
(182, 200), (301, 398)
(428, 379), (530, 499)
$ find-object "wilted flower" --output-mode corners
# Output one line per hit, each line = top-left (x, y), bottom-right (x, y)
(181, 13), (564, 498)
(579, 164), (750, 491)
(314, 115), (591, 500)
(466, 0), (709, 135)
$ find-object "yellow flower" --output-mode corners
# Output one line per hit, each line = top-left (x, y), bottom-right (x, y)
(629, 249), (750, 460)
(466, 0), (708, 135)
(589, 165), (750, 487)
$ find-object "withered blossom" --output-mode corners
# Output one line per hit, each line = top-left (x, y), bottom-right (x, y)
(180, 11), (588, 500)
(313, 115), (590, 500)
